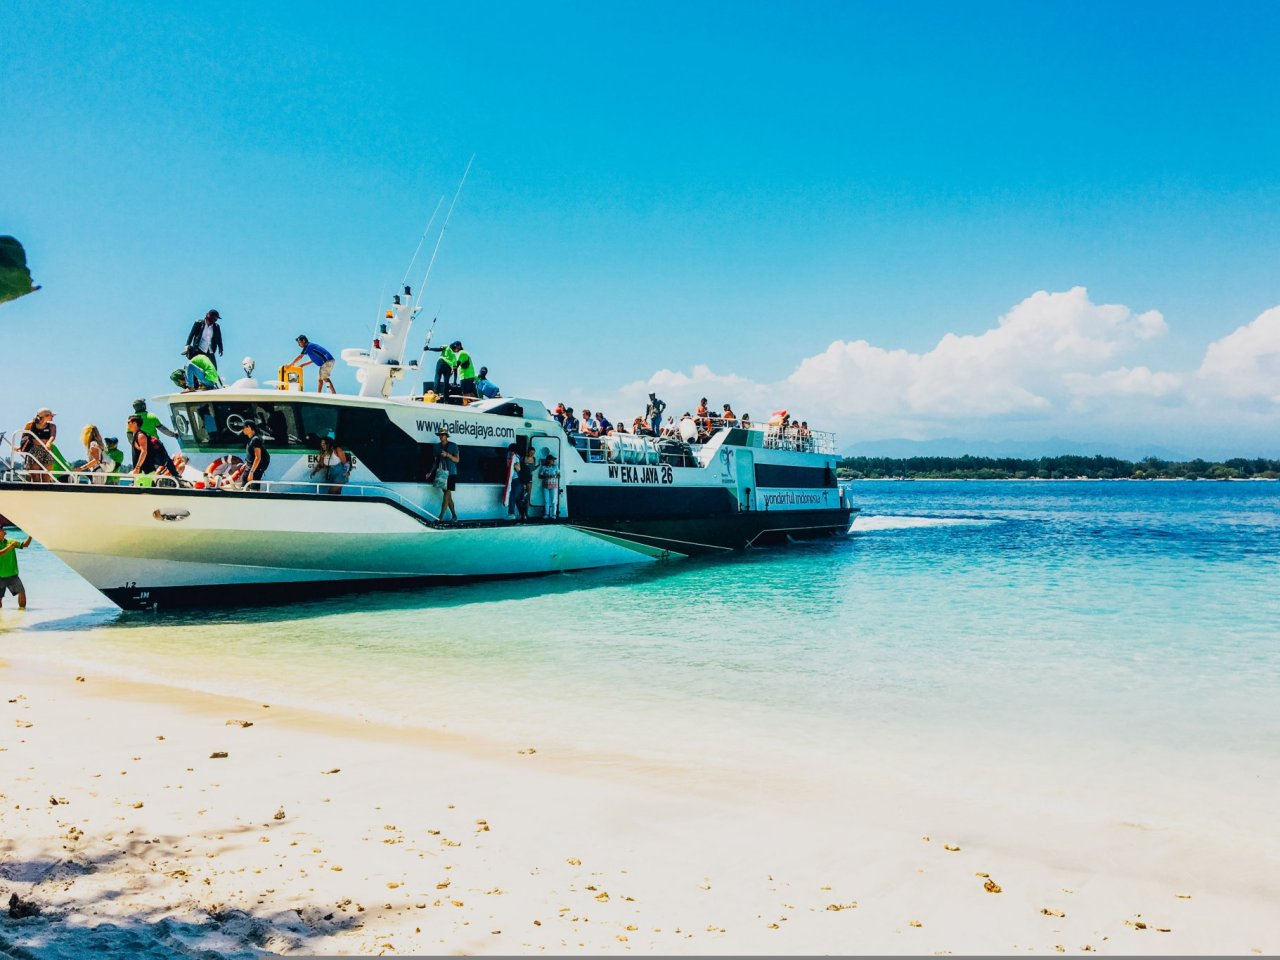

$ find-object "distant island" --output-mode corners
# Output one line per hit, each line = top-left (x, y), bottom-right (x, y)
(839, 455), (1280, 480)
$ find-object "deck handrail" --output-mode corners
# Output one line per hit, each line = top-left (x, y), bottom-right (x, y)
(559, 420), (837, 459)
(1, 430), (438, 520)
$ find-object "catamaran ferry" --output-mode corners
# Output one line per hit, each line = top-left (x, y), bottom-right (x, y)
(0, 288), (856, 610)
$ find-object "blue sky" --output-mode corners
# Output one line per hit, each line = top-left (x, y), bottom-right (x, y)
(4, 0), (1279, 456)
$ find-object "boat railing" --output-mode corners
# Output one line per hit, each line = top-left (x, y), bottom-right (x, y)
(559, 421), (837, 461)
(758, 425), (837, 454)
(0, 431), (438, 520)
(566, 432), (698, 467)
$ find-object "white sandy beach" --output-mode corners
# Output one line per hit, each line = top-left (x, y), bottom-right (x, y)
(0, 650), (1269, 957)
(2, 653), (1277, 957)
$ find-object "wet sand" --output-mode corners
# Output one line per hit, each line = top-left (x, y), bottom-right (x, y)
(1, 658), (1277, 957)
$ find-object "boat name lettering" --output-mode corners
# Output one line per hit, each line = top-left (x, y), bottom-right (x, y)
(607, 464), (674, 484)
(763, 491), (826, 506)
(415, 419), (516, 441)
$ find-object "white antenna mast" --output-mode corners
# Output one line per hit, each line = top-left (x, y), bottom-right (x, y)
(401, 195), (445, 290)
(414, 154), (475, 310)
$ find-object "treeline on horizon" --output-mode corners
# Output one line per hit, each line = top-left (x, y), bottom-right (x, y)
(839, 454), (1280, 480)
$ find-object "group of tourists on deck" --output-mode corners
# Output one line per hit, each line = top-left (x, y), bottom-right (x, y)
(13, 308), (352, 491)
(541, 390), (818, 455)
(13, 398), (304, 493)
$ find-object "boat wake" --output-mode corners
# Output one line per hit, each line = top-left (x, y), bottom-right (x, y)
(852, 515), (1000, 532)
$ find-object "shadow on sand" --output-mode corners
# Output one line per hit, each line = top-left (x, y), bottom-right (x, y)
(0, 826), (366, 959)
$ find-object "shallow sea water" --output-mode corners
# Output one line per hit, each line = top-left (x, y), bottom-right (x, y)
(4, 480), (1278, 832)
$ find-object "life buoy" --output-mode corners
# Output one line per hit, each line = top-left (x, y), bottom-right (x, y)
(205, 455), (245, 487)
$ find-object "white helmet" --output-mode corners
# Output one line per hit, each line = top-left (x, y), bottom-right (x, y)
(242, 356), (256, 375)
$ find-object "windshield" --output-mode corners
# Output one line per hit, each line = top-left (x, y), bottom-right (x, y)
(170, 400), (337, 451)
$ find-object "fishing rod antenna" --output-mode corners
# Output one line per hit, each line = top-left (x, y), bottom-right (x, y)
(400, 196), (445, 292)
(414, 154), (475, 310)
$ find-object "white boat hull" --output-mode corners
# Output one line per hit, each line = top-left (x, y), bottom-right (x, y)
(0, 484), (671, 608)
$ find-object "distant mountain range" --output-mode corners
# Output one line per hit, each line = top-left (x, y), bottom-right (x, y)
(843, 437), (1200, 461)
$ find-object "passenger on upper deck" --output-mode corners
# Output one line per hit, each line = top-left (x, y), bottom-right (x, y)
(722, 403), (737, 424)
(695, 398), (712, 434)
(181, 346), (222, 392)
(456, 344), (479, 398)
(426, 341), (461, 398)
(645, 392), (666, 435)
(185, 309), (224, 370)
(578, 409), (601, 460)
(475, 367), (501, 399)
(289, 336), (336, 395)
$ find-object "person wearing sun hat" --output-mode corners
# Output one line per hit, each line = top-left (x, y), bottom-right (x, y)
(431, 428), (460, 521)
(18, 407), (57, 482)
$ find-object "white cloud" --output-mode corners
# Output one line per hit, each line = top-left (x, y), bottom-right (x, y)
(784, 286), (1170, 420)
(1195, 306), (1280, 405)
(1063, 366), (1182, 399)
(596, 289), (1279, 449)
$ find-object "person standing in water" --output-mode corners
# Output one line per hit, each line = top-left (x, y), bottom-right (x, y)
(0, 531), (33, 609)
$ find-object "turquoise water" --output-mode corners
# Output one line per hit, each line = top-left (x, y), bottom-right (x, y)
(4, 480), (1278, 823)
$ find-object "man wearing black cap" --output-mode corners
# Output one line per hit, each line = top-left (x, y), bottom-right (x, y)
(186, 310), (225, 369)
(426, 341), (462, 399)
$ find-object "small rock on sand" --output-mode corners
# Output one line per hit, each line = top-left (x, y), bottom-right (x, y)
(9, 893), (41, 919)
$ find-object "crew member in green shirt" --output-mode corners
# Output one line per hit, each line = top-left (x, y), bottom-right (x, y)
(103, 436), (125, 486)
(456, 344), (479, 399)
(0, 532), (33, 609)
(127, 399), (179, 447)
(181, 346), (222, 391)
(427, 340), (462, 398)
